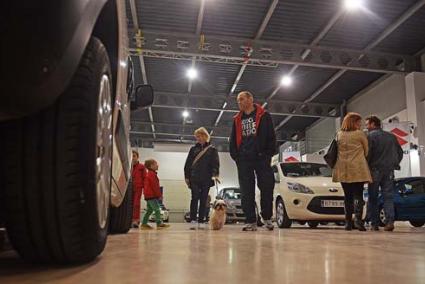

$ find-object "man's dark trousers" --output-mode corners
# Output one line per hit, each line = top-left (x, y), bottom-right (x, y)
(237, 157), (274, 223)
(368, 169), (395, 226)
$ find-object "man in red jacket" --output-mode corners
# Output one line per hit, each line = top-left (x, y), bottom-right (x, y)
(132, 150), (146, 228)
(140, 159), (170, 230)
(229, 91), (277, 232)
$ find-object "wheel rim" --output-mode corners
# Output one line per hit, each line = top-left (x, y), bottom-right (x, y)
(379, 208), (386, 225)
(96, 74), (112, 229)
(277, 201), (284, 225)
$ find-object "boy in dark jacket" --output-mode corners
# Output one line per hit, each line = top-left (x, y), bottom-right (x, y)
(229, 91), (276, 231)
(140, 159), (170, 230)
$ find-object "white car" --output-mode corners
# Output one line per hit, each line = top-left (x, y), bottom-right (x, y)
(147, 204), (170, 223)
(265, 159), (347, 229)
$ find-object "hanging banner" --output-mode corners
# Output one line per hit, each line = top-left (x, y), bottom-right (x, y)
(382, 122), (411, 178)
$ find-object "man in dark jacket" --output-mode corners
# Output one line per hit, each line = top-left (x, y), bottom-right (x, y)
(366, 116), (403, 232)
(184, 127), (220, 230)
(229, 91), (276, 231)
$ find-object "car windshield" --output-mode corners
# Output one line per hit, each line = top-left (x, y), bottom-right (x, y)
(223, 188), (241, 200)
(280, 163), (332, 177)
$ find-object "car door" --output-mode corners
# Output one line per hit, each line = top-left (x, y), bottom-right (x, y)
(398, 178), (425, 219)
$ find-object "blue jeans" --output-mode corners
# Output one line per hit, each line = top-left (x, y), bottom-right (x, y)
(368, 169), (395, 226)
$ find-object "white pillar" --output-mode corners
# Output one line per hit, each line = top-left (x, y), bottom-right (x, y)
(405, 72), (425, 176)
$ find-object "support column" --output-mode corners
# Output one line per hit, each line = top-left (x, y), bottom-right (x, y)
(405, 72), (425, 176)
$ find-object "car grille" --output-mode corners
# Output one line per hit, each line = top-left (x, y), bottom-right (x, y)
(307, 196), (345, 215)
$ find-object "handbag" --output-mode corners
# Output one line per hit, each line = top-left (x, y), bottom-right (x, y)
(324, 135), (338, 168)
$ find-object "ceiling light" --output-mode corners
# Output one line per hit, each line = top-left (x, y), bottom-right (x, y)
(182, 110), (190, 118)
(280, 75), (293, 87)
(186, 68), (198, 80)
(344, 0), (364, 11)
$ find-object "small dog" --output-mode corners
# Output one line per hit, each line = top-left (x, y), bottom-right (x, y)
(210, 200), (227, 230)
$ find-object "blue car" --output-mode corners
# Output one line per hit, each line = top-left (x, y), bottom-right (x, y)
(378, 177), (425, 227)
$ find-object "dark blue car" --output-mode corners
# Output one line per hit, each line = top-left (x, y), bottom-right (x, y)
(378, 177), (425, 227)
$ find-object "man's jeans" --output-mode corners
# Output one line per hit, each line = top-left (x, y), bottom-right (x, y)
(368, 169), (395, 226)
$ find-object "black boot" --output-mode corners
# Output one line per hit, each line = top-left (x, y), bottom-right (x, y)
(345, 220), (352, 231)
(354, 200), (366, 232)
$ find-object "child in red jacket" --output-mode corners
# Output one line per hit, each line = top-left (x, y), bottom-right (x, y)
(140, 159), (170, 230)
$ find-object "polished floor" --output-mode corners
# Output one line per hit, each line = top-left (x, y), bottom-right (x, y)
(0, 223), (424, 284)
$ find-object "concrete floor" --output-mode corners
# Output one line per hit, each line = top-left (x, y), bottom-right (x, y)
(0, 223), (424, 284)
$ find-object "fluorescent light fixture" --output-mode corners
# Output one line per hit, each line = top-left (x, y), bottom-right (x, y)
(186, 68), (198, 80)
(344, 0), (364, 11)
(280, 75), (293, 87)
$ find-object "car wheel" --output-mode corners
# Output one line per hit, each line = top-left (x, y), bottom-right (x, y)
(255, 203), (264, 227)
(298, 221), (307, 226)
(109, 181), (134, 234)
(276, 199), (292, 228)
(0, 37), (112, 264)
(379, 207), (386, 227)
(335, 221), (345, 226)
(308, 221), (319, 228)
(409, 220), (425, 227)
(320, 222), (328, 225)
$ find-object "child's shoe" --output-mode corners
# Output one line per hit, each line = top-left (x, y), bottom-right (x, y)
(157, 223), (170, 230)
(140, 224), (154, 230)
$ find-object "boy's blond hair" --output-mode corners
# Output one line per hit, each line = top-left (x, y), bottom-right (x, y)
(144, 159), (157, 170)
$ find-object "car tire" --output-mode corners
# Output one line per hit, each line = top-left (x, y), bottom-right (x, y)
(335, 221), (345, 226)
(308, 221), (319, 228)
(0, 37), (113, 264)
(109, 181), (134, 234)
(276, 199), (292, 228)
(298, 221), (307, 226)
(409, 220), (425, 227)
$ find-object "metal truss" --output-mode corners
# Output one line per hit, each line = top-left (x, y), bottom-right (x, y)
(130, 30), (418, 74)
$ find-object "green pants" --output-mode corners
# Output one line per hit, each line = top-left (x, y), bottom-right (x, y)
(142, 199), (162, 225)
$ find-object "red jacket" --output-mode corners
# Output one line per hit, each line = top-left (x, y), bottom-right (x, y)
(233, 103), (266, 148)
(144, 170), (161, 200)
(132, 162), (146, 190)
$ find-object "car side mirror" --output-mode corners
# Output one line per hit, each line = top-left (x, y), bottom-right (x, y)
(131, 84), (154, 110)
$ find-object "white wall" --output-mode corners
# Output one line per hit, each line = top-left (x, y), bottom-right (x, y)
(134, 146), (239, 211)
(305, 117), (337, 153)
(347, 74), (406, 118)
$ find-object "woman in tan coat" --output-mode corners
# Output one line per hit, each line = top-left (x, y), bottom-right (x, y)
(333, 112), (372, 231)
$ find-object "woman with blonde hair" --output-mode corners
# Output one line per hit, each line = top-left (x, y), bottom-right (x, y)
(333, 112), (371, 231)
(184, 127), (220, 230)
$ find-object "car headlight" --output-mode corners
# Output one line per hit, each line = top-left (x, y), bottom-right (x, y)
(287, 182), (314, 194)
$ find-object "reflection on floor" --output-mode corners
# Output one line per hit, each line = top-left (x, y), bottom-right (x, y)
(0, 223), (424, 284)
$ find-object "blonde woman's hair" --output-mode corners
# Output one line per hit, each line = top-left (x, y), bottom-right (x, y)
(194, 127), (211, 142)
(341, 112), (362, 131)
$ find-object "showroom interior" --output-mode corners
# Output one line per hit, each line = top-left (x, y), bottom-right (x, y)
(1, 0), (425, 283)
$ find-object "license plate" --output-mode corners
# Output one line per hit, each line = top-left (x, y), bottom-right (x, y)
(321, 200), (344, 207)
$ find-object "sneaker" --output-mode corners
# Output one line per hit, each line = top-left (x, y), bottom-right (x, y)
(264, 220), (274, 231)
(384, 222), (395, 232)
(157, 223), (170, 230)
(198, 223), (206, 230)
(242, 223), (257, 231)
(140, 224), (154, 230)
(190, 221), (197, 230)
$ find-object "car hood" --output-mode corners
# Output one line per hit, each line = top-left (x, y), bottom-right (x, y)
(286, 176), (342, 191)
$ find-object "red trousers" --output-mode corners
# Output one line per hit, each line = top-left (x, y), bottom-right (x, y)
(132, 187), (143, 221)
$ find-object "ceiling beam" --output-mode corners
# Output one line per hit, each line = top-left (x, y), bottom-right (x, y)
(275, 0), (425, 131)
(151, 104), (336, 118)
(211, 0), (280, 133)
(133, 31), (416, 74)
(264, 9), (344, 104)
(129, 0), (156, 138)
